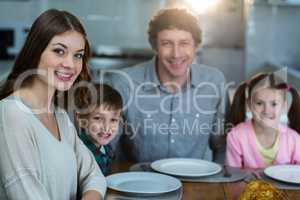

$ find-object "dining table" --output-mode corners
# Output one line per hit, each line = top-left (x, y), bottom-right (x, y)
(105, 162), (300, 200)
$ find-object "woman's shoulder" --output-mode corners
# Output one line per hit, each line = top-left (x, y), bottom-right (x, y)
(0, 96), (32, 118)
(1, 95), (23, 107)
(0, 97), (35, 135)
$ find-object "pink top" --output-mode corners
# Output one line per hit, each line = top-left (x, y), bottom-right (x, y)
(225, 120), (300, 169)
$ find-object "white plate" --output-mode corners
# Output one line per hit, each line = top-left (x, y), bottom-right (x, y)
(106, 172), (182, 195)
(264, 165), (300, 184)
(151, 158), (222, 177)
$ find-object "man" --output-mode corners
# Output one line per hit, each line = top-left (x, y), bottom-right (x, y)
(109, 8), (228, 163)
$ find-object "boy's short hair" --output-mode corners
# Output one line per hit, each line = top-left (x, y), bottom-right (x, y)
(75, 83), (123, 117)
(148, 8), (202, 49)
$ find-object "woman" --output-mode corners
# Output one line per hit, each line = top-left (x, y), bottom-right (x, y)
(0, 9), (106, 200)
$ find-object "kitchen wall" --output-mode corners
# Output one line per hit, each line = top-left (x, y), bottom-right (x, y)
(0, 0), (40, 79)
(196, 0), (245, 85)
(45, 0), (165, 49)
(0, 0), (41, 55)
(0, 0), (166, 51)
(245, 0), (300, 76)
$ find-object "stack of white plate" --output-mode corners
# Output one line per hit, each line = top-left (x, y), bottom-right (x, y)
(151, 158), (222, 178)
(106, 171), (182, 196)
(264, 165), (300, 184)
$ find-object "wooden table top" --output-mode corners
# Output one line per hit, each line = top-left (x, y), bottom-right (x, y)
(105, 162), (300, 200)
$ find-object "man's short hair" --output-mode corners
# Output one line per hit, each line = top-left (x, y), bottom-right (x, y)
(148, 8), (202, 49)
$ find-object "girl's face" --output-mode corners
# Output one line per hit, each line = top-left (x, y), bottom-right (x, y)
(37, 30), (85, 92)
(249, 87), (286, 129)
(86, 104), (121, 146)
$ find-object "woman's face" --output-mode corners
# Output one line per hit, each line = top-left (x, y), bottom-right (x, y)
(37, 30), (85, 92)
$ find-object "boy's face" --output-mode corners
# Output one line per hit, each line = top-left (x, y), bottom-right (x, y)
(86, 104), (121, 146)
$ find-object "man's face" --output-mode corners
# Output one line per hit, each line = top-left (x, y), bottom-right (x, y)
(155, 28), (197, 81)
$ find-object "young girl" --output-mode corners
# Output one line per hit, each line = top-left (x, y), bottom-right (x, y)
(75, 83), (122, 175)
(0, 9), (106, 199)
(225, 72), (300, 169)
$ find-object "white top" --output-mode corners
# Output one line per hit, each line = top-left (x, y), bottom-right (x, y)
(0, 96), (106, 200)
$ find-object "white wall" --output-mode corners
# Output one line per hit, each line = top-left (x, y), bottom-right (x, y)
(45, 0), (165, 49)
(0, 0), (166, 52)
(245, 0), (300, 76)
(0, 0), (42, 54)
(197, 0), (245, 84)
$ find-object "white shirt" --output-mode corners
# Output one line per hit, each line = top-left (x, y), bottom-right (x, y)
(0, 96), (106, 200)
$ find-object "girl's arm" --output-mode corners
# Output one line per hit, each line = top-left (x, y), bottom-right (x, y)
(225, 129), (243, 168)
(291, 129), (300, 164)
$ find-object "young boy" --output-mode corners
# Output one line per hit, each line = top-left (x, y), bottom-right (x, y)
(75, 83), (122, 175)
